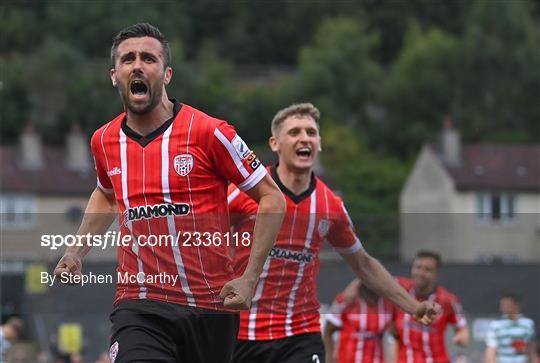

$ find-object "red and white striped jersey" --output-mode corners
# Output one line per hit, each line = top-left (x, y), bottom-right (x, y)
(90, 100), (266, 311)
(228, 166), (363, 340)
(326, 292), (393, 363)
(393, 277), (467, 363)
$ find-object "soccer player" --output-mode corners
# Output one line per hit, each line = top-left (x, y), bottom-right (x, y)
(0, 317), (23, 363)
(52, 23), (285, 363)
(485, 294), (538, 363)
(228, 103), (440, 363)
(323, 280), (393, 363)
(388, 250), (469, 363)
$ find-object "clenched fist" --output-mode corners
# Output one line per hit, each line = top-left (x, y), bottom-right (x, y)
(53, 252), (83, 283)
(413, 301), (441, 325)
(219, 276), (257, 310)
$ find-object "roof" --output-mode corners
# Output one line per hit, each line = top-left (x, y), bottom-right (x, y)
(440, 145), (540, 192)
(0, 146), (96, 195)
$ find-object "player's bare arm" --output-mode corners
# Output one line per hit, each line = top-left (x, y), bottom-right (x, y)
(322, 320), (339, 363)
(452, 326), (470, 346)
(340, 249), (440, 325)
(530, 341), (539, 363)
(220, 174), (285, 310)
(484, 346), (497, 363)
(53, 187), (117, 279)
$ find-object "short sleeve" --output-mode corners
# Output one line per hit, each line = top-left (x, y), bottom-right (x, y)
(327, 199), (362, 254)
(211, 122), (266, 191)
(447, 294), (467, 329)
(90, 130), (114, 194)
(326, 293), (347, 328)
(485, 321), (498, 348)
(227, 184), (258, 229)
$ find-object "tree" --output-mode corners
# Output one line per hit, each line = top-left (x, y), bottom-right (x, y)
(296, 17), (383, 130)
(459, 0), (540, 142)
(320, 124), (408, 256)
(383, 23), (461, 156)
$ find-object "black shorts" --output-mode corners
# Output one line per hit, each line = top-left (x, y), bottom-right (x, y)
(109, 299), (239, 363)
(233, 333), (325, 363)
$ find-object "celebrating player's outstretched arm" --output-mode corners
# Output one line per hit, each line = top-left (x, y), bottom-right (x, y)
(53, 187), (116, 279)
(220, 174), (285, 310)
(340, 249), (441, 325)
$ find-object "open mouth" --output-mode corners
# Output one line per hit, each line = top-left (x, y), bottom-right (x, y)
(130, 80), (148, 96)
(295, 147), (312, 158)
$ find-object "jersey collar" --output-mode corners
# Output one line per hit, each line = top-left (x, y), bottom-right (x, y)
(270, 164), (317, 204)
(121, 99), (182, 147)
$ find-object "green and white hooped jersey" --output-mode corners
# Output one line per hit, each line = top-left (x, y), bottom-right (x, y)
(485, 315), (536, 363)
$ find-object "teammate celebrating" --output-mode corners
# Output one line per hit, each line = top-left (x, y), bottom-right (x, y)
(53, 23), (285, 363)
(390, 251), (469, 363)
(323, 280), (393, 363)
(228, 103), (440, 363)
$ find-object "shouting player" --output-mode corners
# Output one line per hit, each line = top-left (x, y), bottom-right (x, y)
(390, 251), (469, 363)
(228, 103), (440, 363)
(53, 23), (285, 362)
(323, 279), (393, 363)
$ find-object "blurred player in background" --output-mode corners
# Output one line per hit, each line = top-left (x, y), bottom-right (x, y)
(53, 23), (285, 363)
(323, 279), (393, 363)
(390, 250), (469, 363)
(228, 103), (440, 363)
(485, 294), (538, 363)
(0, 317), (23, 363)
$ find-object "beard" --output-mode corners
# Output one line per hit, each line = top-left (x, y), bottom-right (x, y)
(117, 77), (164, 115)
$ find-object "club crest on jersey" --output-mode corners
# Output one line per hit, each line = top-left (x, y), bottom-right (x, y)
(232, 135), (252, 159)
(109, 341), (119, 363)
(174, 154), (194, 176)
(318, 219), (330, 237)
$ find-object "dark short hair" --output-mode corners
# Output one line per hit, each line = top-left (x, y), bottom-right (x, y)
(501, 293), (521, 304)
(111, 23), (171, 68)
(415, 250), (442, 268)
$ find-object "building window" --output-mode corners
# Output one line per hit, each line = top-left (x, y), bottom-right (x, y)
(0, 194), (37, 229)
(477, 193), (515, 221)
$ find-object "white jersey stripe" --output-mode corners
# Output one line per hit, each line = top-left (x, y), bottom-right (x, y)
(268, 205), (298, 340)
(187, 113), (219, 308)
(422, 294), (436, 363)
(141, 148), (165, 300)
(119, 130), (146, 299)
(227, 187), (241, 204)
(355, 300), (366, 363)
(161, 122), (195, 306)
(214, 128), (249, 178)
(248, 258), (271, 340)
(285, 190), (317, 336)
(237, 165), (267, 191)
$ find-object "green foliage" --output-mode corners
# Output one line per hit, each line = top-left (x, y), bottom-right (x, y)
(1, 1), (539, 256)
(459, 0), (540, 142)
(383, 23), (462, 155)
(296, 17), (383, 127)
(320, 124), (408, 254)
(0, 57), (30, 144)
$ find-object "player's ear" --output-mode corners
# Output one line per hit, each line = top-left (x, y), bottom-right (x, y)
(163, 66), (172, 86)
(317, 135), (322, 152)
(269, 135), (279, 153)
(110, 68), (117, 87)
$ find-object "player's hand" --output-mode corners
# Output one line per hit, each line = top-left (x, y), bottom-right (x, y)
(452, 328), (470, 346)
(220, 276), (257, 310)
(53, 252), (82, 284)
(412, 301), (441, 325)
